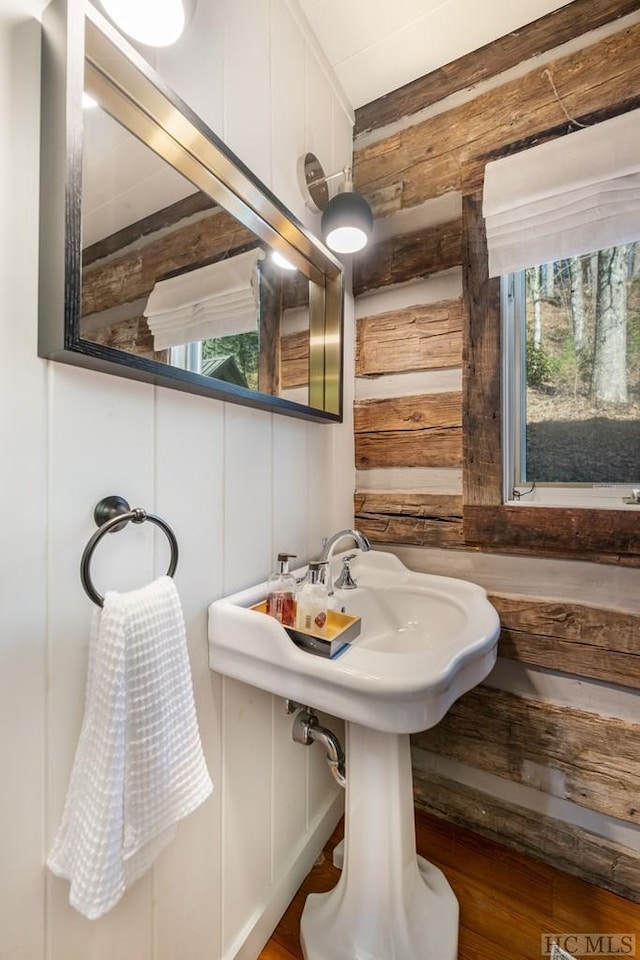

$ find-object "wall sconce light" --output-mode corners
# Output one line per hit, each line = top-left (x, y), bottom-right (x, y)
(99, 0), (195, 47)
(300, 153), (373, 255)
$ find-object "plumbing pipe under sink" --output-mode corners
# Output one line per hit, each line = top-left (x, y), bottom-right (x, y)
(290, 704), (346, 787)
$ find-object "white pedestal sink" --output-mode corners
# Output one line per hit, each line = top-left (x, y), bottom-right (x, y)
(208, 550), (500, 960)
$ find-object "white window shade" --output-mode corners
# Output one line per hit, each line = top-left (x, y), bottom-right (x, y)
(144, 248), (264, 351)
(483, 108), (640, 278)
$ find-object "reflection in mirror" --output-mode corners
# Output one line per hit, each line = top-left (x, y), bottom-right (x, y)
(39, 0), (343, 421)
(81, 102), (312, 406)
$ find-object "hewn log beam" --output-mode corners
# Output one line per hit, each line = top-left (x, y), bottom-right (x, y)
(280, 331), (309, 389)
(82, 315), (158, 359)
(465, 504), (640, 556)
(412, 769), (640, 903)
(354, 491), (463, 547)
(354, 0), (640, 137)
(282, 272), (310, 311)
(491, 593), (640, 689)
(355, 393), (462, 468)
(355, 491), (462, 518)
(83, 191), (216, 267)
(355, 430), (461, 469)
(462, 193), (502, 507)
(258, 262), (282, 396)
(414, 685), (640, 824)
(353, 220), (462, 298)
(354, 392), (461, 433)
(356, 298), (462, 376)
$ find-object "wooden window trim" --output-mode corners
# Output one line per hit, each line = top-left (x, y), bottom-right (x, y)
(462, 191), (640, 562)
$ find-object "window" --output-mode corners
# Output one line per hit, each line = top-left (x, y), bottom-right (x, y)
(170, 331), (259, 389)
(481, 109), (640, 517)
(502, 243), (640, 508)
(463, 112), (640, 557)
(202, 332), (259, 389)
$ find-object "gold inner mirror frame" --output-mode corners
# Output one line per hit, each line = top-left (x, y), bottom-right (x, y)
(38, 0), (344, 422)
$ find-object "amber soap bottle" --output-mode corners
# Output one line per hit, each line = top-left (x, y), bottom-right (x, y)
(266, 552), (297, 626)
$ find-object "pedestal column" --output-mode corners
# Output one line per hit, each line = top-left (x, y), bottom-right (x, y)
(300, 722), (458, 960)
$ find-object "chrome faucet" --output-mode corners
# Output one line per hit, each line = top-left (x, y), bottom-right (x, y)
(319, 528), (371, 594)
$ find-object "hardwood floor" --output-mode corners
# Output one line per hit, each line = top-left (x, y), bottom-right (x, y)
(259, 810), (640, 960)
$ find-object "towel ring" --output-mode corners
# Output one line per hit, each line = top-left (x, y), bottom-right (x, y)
(81, 495), (179, 607)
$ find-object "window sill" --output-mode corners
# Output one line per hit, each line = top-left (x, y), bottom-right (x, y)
(505, 496), (640, 512)
(463, 503), (640, 562)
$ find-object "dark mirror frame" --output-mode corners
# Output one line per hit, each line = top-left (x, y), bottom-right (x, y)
(38, 0), (345, 422)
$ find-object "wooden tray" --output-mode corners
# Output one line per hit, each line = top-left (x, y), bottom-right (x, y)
(251, 602), (361, 658)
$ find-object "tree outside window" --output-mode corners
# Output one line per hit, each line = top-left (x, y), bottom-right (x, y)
(521, 242), (640, 484)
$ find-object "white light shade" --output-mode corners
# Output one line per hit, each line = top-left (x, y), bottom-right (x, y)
(101, 0), (186, 46)
(324, 226), (368, 254)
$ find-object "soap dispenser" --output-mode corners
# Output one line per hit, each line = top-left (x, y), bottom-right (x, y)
(296, 561), (329, 632)
(266, 553), (297, 626)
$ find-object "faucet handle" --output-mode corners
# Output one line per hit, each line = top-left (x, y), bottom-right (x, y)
(334, 554), (358, 591)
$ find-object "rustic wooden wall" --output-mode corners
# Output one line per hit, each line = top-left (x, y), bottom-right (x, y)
(351, 0), (640, 902)
(81, 208), (256, 318)
(353, 1), (640, 558)
(80, 198), (308, 390)
(354, 0), (640, 138)
(354, 11), (640, 211)
(83, 315), (158, 360)
(412, 593), (640, 899)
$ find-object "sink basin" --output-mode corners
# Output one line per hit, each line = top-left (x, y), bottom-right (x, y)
(209, 549), (501, 960)
(208, 550), (499, 734)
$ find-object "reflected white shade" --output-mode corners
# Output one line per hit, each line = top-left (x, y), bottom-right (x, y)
(100, 0), (186, 46)
(271, 251), (296, 271)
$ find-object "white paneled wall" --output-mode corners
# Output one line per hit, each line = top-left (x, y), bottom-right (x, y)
(0, 3), (353, 958)
(0, 19), (47, 960)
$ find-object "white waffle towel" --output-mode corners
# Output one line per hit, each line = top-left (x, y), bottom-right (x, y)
(48, 576), (213, 919)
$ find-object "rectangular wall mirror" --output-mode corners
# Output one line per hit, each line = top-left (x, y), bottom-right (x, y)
(39, 0), (344, 422)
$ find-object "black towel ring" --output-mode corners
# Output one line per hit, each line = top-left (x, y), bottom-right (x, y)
(81, 495), (179, 607)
